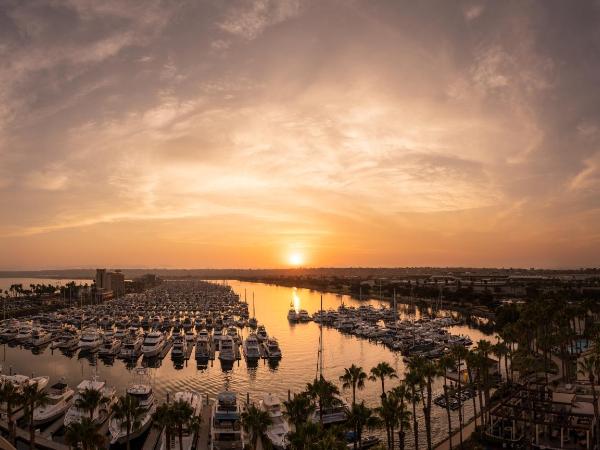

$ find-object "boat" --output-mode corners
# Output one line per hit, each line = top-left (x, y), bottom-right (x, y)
(15, 326), (32, 343)
(171, 335), (188, 360)
(195, 330), (211, 361)
(242, 334), (261, 361)
(259, 393), (289, 449)
(218, 335), (236, 362)
(262, 337), (282, 360)
(0, 324), (19, 341)
(142, 331), (166, 358)
(184, 329), (196, 344)
(298, 309), (311, 322)
(161, 391), (202, 450)
(78, 328), (103, 350)
(119, 335), (143, 359)
(30, 328), (53, 347)
(99, 337), (122, 356)
(33, 381), (74, 425)
(64, 378), (116, 426)
(256, 325), (268, 342)
(109, 369), (156, 444)
(210, 392), (245, 450)
(287, 308), (298, 322)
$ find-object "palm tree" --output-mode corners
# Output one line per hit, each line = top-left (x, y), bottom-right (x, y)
(369, 362), (398, 398)
(241, 404), (273, 450)
(283, 392), (315, 430)
(152, 403), (175, 450)
(75, 387), (108, 420)
(476, 339), (493, 425)
(376, 391), (398, 449)
(465, 350), (481, 428)
(111, 395), (146, 450)
(408, 356), (437, 450)
(451, 344), (468, 448)
(390, 384), (410, 450)
(405, 369), (422, 450)
(0, 381), (22, 444)
(438, 355), (454, 450)
(65, 417), (106, 450)
(346, 402), (381, 450)
(287, 421), (321, 449)
(339, 364), (368, 406)
(171, 400), (194, 450)
(306, 377), (341, 425)
(578, 356), (599, 448)
(21, 383), (49, 450)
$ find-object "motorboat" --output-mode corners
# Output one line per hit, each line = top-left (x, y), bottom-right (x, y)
(210, 391), (245, 450)
(142, 331), (166, 358)
(287, 309), (298, 322)
(242, 334), (261, 361)
(262, 337), (282, 360)
(119, 335), (143, 359)
(256, 325), (268, 342)
(15, 326), (32, 343)
(33, 381), (74, 425)
(109, 369), (156, 444)
(195, 330), (211, 361)
(78, 328), (103, 350)
(218, 335), (236, 362)
(30, 328), (53, 347)
(161, 391), (202, 450)
(64, 378), (116, 426)
(99, 338), (122, 356)
(171, 335), (188, 360)
(259, 393), (289, 449)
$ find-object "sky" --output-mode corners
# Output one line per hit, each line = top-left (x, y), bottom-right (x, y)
(0, 0), (599, 270)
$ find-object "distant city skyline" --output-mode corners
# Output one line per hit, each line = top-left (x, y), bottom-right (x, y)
(1, 1), (599, 269)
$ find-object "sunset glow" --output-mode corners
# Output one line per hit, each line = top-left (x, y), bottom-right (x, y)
(0, 1), (598, 269)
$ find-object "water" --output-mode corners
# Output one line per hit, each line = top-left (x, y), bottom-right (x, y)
(0, 278), (494, 446)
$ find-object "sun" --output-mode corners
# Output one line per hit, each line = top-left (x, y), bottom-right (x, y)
(288, 252), (304, 267)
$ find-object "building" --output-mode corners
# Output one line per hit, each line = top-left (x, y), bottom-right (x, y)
(95, 269), (125, 298)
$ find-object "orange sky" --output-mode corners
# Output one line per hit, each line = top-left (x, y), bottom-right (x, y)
(0, 1), (599, 269)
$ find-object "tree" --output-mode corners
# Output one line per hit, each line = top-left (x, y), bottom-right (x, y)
(283, 392), (315, 430)
(0, 381), (23, 445)
(437, 355), (455, 450)
(369, 362), (398, 398)
(22, 383), (49, 450)
(111, 395), (146, 450)
(306, 377), (341, 425)
(451, 344), (468, 449)
(75, 387), (108, 420)
(346, 402), (381, 450)
(376, 391), (398, 449)
(241, 404), (273, 450)
(405, 369), (422, 450)
(65, 417), (106, 450)
(578, 356), (599, 448)
(339, 364), (367, 406)
(172, 399), (194, 450)
(407, 356), (437, 450)
(152, 403), (175, 450)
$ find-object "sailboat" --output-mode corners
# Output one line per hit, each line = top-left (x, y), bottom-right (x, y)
(248, 293), (257, 328)
(309, 295), (347, 425)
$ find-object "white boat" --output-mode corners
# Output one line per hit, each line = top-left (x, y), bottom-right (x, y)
(161, 391), (202, 450)
(64, 378), (116, 426)
(78, 328), (103, 350)
(184, 330), (196, 344)
(109, 369), (156, 444)
(142, 331), (166, 358)
(15, 326), (32, 343)
(259, 393), (290, 449)
(99, 338), (122, 356)
(242, 334), (261, 361)
(262, 337), (282, 360)
(30, 328), (53, 347)
(33, 381), (74, 425)
(0, 374), (49, 392)
(309, 395), (348, 425)
(171, 336), (188, 359)
(119, 336), (143, 359)
(195, 331), (211, 361)
(210, 392), (245, 450)
(0, 324), (20, 340)
(218, 335), (236, 362)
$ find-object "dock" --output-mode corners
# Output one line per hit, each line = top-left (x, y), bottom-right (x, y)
(0, 419), (68, 450)
(142, 425), (162, 450)
(196, 399), (213, 450)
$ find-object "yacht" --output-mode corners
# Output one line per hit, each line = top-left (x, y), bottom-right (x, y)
(99, 337), (122, 357)
(171, 335), (188, 360)
(109, 369), (156, 445)
(262, 337), (282, 360)
(161, 391), (202, 450)
(78, 328), (103, 350)
(0, 374), (49, 392)
(210, 392), (245, 450)
(298, 310), (311, 322)
(15, 326), (33, 343)
(259, 393), (290, 449)
(242, 334), (261, 361)
(256, 325), (268, 342)
(0, 324), (19, 340)
(195, 330), (211, 361)
(30, 328), (53, 347)
(142, 331), (166, 358)
(64, 378), (116, 426)
(287, 309), (298, 322)
(33, 381), (74, 425)
(120, 335), (143, 359)
(218, 335), (236, 362)
(184, 329), (196, 344)
(309, 394), (348, 425)
(55, 331), (80, 350)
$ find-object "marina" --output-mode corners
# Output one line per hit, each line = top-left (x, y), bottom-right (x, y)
(0, 278), (494, 448)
